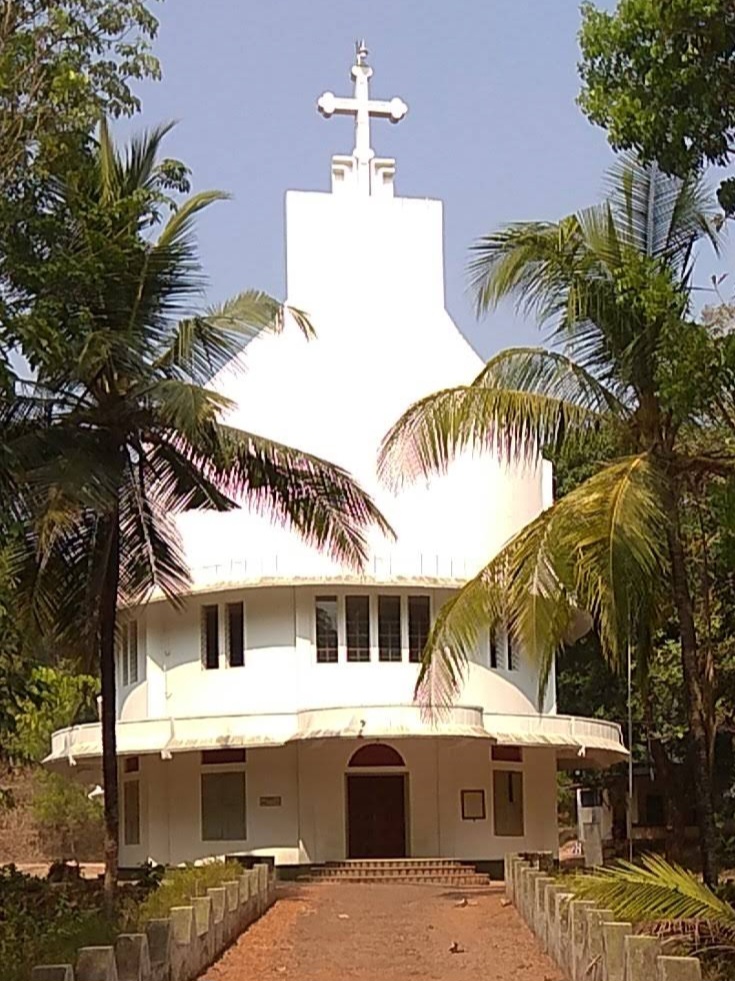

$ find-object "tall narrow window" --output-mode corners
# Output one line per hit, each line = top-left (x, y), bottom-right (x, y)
(227, 602), (245, 667)
(202, 605), (219, 670)
(493, 770), (524, 836)
(120, 621), (138, 687)
(346, 595), (370, 662)
(123, 779), (141, 846)
(489, 631), (498, 669)
(507, 630), (517, 671)
(316, 596), (338, 663)
(378, 596), (402, 662)
(408, 596), (430, 663)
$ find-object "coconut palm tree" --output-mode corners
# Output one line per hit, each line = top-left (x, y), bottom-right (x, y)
(379, 157), (735, 885)
(2, 121), (390, 906)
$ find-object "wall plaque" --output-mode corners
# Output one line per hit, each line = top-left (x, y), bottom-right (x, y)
(259, 795), (282, 807)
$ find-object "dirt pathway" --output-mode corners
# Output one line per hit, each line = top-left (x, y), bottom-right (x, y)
(201, 882), (563, 981)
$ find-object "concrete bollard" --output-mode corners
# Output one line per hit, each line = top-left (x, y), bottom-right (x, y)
(223, 880), (241, 943)
(533, 875), (554, 944)
(522, 869), (544, 927)
(602, 922), (633, 981)
(206, 886), (227, 951)
(552, 891), (574, 971)
(625, 936), (661, 981)
(656, 956), (702, 981)
(115, 935), (151, 981)
(504, 854), (516, 901)
(192, 896), (214, 973)
(513, 859), (530, 912)
(76, 947), (119, 981)
(144, 920), (170, 981)
(32, 969), (75, 981)
(168, 907), (196, 981)
(582, 907), (615, 981)
(569, 900), (596, 981)
(542, 882), (563, 955)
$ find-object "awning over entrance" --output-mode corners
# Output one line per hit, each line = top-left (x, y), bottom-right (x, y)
(46, 704), (626, 769)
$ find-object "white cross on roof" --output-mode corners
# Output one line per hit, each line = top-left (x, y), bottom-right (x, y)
(317, 42), (408, 197)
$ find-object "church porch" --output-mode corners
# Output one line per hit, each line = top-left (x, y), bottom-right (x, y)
(114, 736), (559, 872)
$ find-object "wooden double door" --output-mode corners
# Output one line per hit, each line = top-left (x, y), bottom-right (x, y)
(347, 774), (407, 858)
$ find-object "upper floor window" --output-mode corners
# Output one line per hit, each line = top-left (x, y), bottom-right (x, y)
(346, 595), (370, 662)
(408, 596), (430, 663)
(316, 596), (338, 663)
(227, 602), (245, 667)
(489, 631), (498, 669)
(378, 596), (401, 662)
(507, 630), (518, 671)
(202, 604), (219, 670)
(120, 620), (138, 687)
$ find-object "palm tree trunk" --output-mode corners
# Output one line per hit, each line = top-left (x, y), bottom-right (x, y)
(665, 481), (718, 886)
(100, 506), (121, 913)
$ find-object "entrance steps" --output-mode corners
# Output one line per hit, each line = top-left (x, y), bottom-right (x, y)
(304, 858), (491, 886)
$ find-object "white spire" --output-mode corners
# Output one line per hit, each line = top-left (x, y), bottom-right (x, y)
(317, 41), (408, 198)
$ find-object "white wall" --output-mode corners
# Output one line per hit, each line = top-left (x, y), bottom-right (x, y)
(118, 583), (553, 724)
(121, 740), (558, 867)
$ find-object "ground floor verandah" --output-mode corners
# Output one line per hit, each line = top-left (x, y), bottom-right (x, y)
(95, 736), (561, 869)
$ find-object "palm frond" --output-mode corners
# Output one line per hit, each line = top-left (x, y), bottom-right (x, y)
(573, 854), (735, 927)
(197, 425), (394, 570)
(378, 383), (599, 490)
(472, 347), (629, 415)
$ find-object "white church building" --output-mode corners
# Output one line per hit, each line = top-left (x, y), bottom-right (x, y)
(47, 45), (626, 873)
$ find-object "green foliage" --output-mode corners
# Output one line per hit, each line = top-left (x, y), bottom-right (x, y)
(0, 0), (161, 183)
(133, 862), (245, 926)
(0, 865), (116, 981)
(578, 0), (735, 209)
(32, 773), (104, 861)
(9, 666), (99, 763)
(572, 853), (735, 926)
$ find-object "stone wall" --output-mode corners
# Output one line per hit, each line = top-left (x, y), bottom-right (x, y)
(505, 853), (703, 981)
(31, 862), (276, 981)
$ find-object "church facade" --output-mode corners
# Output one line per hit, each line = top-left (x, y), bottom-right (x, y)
(47, 45), (626, 871)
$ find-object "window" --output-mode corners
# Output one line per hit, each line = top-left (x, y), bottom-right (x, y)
(408, 596), (430, 663)
(378, 596), (402, 662)
(493, 770), (524, 836)
(643, 793), (666, 828)
(580, 788), (603, 809)
(491, 745), (523, 763)
(348, 744), (405, 767)
(120, 621), (138, 687)
(202, 748), (247, 765)
(201, 772), (247, 841)
(316, 596), (338, 663)
(202, 605), (219, 670)
(124, 756), (140, 774)
(489, 631), (498, 669)
(507, 630), (517, 671)
(227, 602), (245, 667)
(461, 789), (486, 821)
(123, 779), (141, 846)
(346, 595), (370, 662)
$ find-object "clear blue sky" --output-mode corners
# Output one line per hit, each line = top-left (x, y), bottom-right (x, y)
(127, 0), (730, 360)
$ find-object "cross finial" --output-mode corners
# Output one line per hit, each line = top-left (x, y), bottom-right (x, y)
(317, 45), (408, 197)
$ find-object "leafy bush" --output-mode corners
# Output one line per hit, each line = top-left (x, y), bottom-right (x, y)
(134, 861), (246, 925)
(0, 865), (115, 981)
(32, 773), (104, 861)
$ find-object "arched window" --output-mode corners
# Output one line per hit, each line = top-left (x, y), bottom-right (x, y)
(348, 744), (405, 768)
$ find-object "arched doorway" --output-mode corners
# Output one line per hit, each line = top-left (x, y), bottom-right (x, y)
(346, 743), (407, 859)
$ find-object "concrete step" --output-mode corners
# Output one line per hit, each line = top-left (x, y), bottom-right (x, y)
(312, 867), (478, 878)
(305, 874), (491, 885)
(325, 859), (467, 869)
